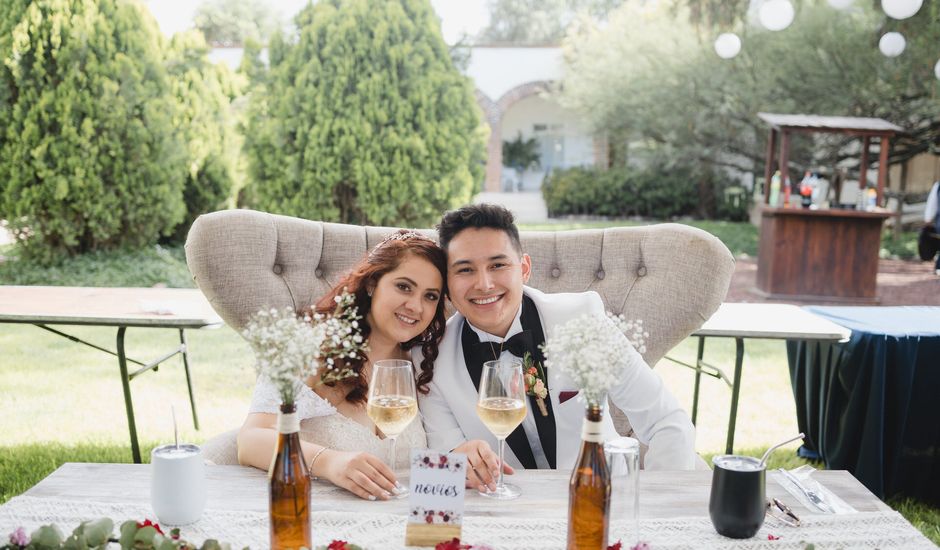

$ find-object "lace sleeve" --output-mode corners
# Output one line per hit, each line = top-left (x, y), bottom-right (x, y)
(248, 377), (337, 420)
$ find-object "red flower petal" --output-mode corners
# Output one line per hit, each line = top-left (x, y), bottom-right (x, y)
(767, 534), (781, 540)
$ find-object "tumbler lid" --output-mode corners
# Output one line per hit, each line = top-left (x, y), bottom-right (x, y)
(152, 443), (201, 458)
(713, 454), (764, 471)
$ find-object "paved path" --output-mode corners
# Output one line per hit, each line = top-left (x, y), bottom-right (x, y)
(726, 257), (940, 306)
(473, 191), (548, 223)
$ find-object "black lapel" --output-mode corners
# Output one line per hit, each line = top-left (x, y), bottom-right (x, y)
(461, 319), (538, 469)
(520, 294), (557, 469)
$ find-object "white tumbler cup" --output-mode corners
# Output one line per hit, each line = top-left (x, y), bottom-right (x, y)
(150, 444), (207, 525)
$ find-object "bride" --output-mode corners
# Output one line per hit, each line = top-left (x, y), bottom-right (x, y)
(237, 230), (506, 500)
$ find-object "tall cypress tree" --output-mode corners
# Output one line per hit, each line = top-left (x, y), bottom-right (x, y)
(244, 0), (485, 226)
(165, 30), (244, 241)
(0, 0), (186, 261)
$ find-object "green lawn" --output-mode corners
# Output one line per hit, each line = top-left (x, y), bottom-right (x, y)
(0, 225), (935, 545)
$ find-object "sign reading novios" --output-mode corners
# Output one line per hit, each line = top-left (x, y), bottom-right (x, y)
(405, 450), (467, 547)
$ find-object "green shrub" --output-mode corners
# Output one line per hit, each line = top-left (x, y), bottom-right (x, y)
(0, 0), (187, 262)
(242, 0), (486, 226)
(165, 31), (245, 242)
(542, 163), (703, 219)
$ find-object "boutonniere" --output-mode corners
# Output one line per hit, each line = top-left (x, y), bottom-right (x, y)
(522, 351), (549, 416)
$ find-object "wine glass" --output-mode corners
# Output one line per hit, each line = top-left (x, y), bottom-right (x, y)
(367, 359), (418, 499)
(476, 358), (527, 500)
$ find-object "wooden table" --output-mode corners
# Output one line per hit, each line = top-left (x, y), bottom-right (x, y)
(756, 207), (892, 303)
(667, 303), (852, 454)
(0, 286), (222, 463)
(26, 463), (889, 519)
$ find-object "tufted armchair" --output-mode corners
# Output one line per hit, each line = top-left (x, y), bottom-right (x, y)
(184, 209), (735, 465)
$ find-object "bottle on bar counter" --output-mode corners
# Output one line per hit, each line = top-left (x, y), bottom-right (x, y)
(799, 171), (813, 209)
(769, 171), (781, 207)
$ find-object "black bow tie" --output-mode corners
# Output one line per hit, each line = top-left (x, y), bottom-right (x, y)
(474, 330), (535, 362)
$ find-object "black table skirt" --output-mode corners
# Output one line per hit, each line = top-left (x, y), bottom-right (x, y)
(787, 335), (940, 504)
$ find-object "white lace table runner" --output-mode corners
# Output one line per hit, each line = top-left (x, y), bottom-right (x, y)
(1, 496), (934, 549)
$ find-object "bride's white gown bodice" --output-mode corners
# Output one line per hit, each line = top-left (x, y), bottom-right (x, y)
(248, 377), (427, 469)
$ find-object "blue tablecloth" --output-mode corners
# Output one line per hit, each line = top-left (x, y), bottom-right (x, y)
(787, 306), (940, 504)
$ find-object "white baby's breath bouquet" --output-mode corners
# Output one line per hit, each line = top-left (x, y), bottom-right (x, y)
(242, 290), (367, 405)
(542, 313), (637, 406)
(606, 312), (650, 355)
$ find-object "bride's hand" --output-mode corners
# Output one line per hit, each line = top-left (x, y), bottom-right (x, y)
(319, 450), (398, 501)
(452, 439), (514, 492)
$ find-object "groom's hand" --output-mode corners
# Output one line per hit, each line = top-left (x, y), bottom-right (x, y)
(452, 440), (514, 492)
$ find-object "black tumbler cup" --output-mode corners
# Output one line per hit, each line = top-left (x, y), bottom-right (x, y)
(709, 455), (766, 539)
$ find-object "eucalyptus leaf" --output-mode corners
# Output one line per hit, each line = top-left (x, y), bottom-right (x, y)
(80, 518), (114, 546)
(61, 533), (86, 550)
(119, 520), (139, 549)
(134, 526), (159, 545)
(31, 525), (65, 549)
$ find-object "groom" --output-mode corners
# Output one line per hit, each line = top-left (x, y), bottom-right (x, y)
(418, 204), (697, 483)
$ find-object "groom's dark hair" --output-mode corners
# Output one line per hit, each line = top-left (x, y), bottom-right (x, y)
(437, 203), (523, 255)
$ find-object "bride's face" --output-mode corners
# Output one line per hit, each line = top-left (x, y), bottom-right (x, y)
(366, 254), (443, 346)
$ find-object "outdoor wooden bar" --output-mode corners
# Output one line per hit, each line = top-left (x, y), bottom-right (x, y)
(755, 113), (903, 302)
(756, 206), (891, 302)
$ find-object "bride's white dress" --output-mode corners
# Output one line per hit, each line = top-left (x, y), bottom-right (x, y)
(248, 377), (427, 469)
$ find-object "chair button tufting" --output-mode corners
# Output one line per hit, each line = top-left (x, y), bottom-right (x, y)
(596, 270), (605, 280)
(272, 264), (283, 275)
(315, 268), (323, 278)
(551, 267), (561, 278)
(637, 265), (647, 277)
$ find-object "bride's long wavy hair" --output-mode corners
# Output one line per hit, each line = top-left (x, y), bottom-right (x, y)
(302, 231), (448, 405)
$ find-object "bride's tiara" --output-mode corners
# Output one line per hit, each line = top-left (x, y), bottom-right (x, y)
(369, 230), (435, 256)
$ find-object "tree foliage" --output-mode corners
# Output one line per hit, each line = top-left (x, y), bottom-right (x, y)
(243, 0), (486, 226)
(502, 132), (540, 190)
(164, 30), (245, 241)
(0, 0), (186, 261)
(192, 0), (279, 47)
(559, 1), (940, 190)
(477, 0), (623, 44)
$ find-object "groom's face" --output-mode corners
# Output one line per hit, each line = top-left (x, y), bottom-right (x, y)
(446, 227), (531, 338)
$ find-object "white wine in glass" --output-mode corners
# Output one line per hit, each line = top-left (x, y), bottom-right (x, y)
(367, 359), (417, 498)
(476, 358), (527, 500)
(477, 397), (527, 439)
(367, 395), (418, 437)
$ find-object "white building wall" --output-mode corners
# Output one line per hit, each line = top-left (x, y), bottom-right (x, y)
(500, 95), (595, 191)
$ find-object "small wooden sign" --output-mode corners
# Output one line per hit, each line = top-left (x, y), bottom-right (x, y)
(404, 450), (466, 547)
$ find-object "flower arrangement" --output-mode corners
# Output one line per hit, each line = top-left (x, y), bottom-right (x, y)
(242, 291), (367, 405)
(3, 519), (243, 550)
(521, 352), (549, 416)
(606, 312), (649, 355)
(542, 313), (636, 406)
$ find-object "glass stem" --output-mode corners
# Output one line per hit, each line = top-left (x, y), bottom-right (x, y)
(497, 437), (506, 489)
(388, 436), (397, 472)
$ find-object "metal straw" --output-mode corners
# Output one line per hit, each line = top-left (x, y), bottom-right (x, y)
(171, 405), (179, 450)
(759, 433), (804, 467)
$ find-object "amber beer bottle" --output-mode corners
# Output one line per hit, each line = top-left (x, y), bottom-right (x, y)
(269, 403), (312, 550)
(567, 404), (611, 549)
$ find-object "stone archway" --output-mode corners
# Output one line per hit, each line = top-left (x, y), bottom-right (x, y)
(478, 81), (553, 192)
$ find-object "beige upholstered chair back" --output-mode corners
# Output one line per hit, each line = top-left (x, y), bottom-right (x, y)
(184, 209), (734, 465)
(186, 209), (734, 367)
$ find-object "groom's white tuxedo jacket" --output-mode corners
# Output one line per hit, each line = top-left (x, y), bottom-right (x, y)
(417, 286), (697, 471)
